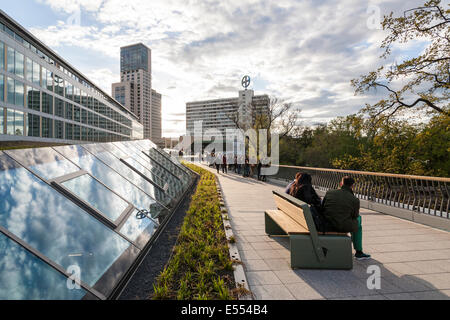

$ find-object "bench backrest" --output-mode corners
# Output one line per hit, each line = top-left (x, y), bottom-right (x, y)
(272, 190), (319, 238)
(273, 190), (325, 261)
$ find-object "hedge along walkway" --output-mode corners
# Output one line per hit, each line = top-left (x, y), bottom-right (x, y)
(151, 163), (237, 300)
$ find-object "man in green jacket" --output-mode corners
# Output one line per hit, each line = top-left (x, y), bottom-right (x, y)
(322, 176), (371, 260)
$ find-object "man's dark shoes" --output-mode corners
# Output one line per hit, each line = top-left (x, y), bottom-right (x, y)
(355, 251), (371, 260)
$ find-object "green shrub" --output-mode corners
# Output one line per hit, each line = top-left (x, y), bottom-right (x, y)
(151, 163), (235, 300)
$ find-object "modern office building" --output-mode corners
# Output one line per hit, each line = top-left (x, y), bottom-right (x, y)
(151, 89), (162, 145)
(0, 10), (144, 146)
(112, 44), (162, 143)
(186, 89), (270, 138)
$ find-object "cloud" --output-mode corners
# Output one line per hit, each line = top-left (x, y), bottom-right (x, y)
(28, 0), (429, 136)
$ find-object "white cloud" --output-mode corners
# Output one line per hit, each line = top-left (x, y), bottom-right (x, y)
(29, 0), (430, 137)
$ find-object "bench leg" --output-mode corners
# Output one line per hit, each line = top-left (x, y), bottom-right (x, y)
(265, 212), (287, 236)
(290, 235), (353, 270)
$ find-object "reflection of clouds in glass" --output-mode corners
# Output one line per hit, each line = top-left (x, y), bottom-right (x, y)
(0, 163), (131, 288)
(0, 233), (86, 300)
(54, 145), (159, 212)
(62, 174), (128, 221)
(83, 144), (159, 201)
(120, 209), (156, 242)
(116, 141), (184, 197)
(7, 148), (79, 180)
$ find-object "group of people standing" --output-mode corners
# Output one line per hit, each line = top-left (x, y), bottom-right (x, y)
(211, 153), (267, 181)
(286, 173), (371, 260)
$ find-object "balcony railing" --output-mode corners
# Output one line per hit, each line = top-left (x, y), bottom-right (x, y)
(175, 153), (449, 219)
(272, 165), (449, 219)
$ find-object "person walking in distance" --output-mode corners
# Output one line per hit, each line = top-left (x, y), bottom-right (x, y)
(222, 154), (228, 174)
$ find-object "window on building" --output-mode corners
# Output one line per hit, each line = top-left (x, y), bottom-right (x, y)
(74, 87), (80, 104)
(73, 124), (80, 140)
(65, 122), (73, 140)
(0, 42), (4, 71)
(27, 87), (40, 111)
(55, 119), (64, 139)
(0, 75), (4, 102)
(81, 126), (88, 141)
(6, 109), (24, 136)
(42, 92), (53, 115)
(54, 75), (64, 97)
(65, 103), (73, 120)
(15, 51), (24, 78)
(32, 61), (40, 87)
(46, 69), (53, 92)
(88, 111), (93, 126)
(14, 80), (24, 107)
(0, 107), (3, 134)
(25, 57), (32, 82)
(7, 77), (14, 105)
(6, 109), (14, 135)
(7, 47), (14, 73)
(14, 110), (24, 135)
(66, 83), (73, 101)
(55, 98), (64, 118)
(74, 105), (80, 122)
(81, 91), (87, 108)
(27, 113), (40, 137)
(42, 117), (53, 138)
(81, 108), (87, 124)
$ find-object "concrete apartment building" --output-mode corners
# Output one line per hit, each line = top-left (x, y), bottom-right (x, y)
(112, 43), (162, 144)
(186, 89), (270, 139)
(0, 10), (144, 146)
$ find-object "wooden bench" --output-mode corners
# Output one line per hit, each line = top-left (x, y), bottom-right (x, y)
(265, 190), (353, 269)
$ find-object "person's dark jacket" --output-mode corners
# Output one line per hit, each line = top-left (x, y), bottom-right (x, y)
(322, 185), (360, 233)
(292, 185), (322, 207)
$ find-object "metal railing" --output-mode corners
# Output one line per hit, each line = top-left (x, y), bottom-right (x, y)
(272, 165), (449, 219)
(174, 153), (449, 219)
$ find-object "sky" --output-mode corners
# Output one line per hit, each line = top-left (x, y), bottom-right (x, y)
(0, 0), (436, 137)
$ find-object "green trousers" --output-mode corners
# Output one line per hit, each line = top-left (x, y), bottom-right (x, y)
(351, 216), (363, 252)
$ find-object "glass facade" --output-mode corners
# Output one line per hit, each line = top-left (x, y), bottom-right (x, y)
(120, 44), (150, 73)
(0, 140), (193, 300)
(0, 15), (143, 143)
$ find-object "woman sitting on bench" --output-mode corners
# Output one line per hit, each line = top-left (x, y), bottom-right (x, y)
(288, 172), (327, 232)
(288, 173), (321, 206)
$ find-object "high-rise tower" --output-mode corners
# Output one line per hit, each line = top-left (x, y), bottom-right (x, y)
(112, 43), (162, 142)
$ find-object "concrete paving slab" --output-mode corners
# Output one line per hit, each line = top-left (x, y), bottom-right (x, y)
(250, 284), (296, 300)
(246, 271), (283, 286)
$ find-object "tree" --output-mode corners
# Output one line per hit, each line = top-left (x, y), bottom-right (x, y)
(228, 96), (300, 160)
(352, 0), (450, 124)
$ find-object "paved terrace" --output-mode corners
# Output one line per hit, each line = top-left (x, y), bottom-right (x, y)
(200, 165), (450, 300)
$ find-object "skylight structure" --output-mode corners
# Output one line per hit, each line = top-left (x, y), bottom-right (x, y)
(0, 139), (193, 300)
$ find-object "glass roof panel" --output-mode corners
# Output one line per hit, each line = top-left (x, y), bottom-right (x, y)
(5, 147), (79, 180)
(82, 144), (171, 207)
(146, 148), (190, 183)
(53, 145), (162, 215)
(0, 153), (132, 289)
(61, 174), (129, 222)
(0, 232), (88, 300)
(115, 141), (185, 194)
(120, 209), (158, 248)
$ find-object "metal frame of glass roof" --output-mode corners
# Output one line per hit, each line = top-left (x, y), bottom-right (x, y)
(0, 139), (195, 300)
